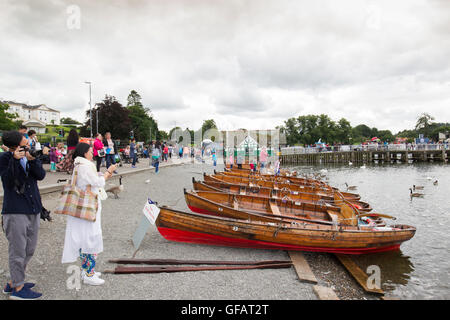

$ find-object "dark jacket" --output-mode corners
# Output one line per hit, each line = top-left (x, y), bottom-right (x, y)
(102, 138), (118, 155)
(0, 151), (46, 215)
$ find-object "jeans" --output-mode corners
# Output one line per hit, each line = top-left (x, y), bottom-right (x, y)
(131, 153), (137, 166)
(105, 154), (115, 169)
(154, 161), (159, 173)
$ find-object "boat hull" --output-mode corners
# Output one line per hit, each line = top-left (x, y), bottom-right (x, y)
(156, 207), (415, 255)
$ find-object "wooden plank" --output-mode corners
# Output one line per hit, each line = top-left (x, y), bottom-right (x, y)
(288, 251), (317, 284)
(313, 285), (340, 300)
(335, 254), (384, 295)
(269, 202), (281, 216)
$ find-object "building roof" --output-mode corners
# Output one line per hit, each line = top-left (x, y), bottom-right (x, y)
(1, 101), (59, 113)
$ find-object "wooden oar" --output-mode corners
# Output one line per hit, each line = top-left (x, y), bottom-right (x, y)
(107, 258), (291, 266)
(103, 263), (293, 274)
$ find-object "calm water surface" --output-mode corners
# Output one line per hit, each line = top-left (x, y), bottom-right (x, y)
(287, 162), (450, 299)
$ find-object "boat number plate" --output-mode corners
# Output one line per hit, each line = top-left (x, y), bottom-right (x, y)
(232, 226), (239, 231)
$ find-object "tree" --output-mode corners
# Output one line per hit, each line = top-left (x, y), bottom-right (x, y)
(335, 118), (352, 144)
(415, 113), (435, 138)
(0, 102), (18, 131)
(60, 117), (82, 125)
(126, 90), (159, 142)
(201, 119), (217, 136)
(79, 95), (131, 140)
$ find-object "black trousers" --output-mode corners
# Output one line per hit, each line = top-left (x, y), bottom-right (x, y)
(95, 156), (103, 172)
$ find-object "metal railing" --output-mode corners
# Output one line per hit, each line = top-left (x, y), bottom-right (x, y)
(281, 143), (449, 155)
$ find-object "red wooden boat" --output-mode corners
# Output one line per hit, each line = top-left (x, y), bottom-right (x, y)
(192, 178), (372, 212)
(155, 206), (416, 255)
(206, 173), (362, 201)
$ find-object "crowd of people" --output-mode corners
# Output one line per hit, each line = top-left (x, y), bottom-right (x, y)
(0, 125), (275, 300)
(0, 126), (180, 300)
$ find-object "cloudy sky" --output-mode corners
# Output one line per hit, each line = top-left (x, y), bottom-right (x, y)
(1, 0), (449, 134)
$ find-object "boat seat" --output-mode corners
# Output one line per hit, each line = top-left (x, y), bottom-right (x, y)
(327, 211), (339, 224)
(270, 202), (281, 216)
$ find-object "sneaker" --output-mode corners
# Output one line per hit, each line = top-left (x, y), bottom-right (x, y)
(9, 286), (42, 300)
(80, 271), (101, 279)
(131, 165), (136, 168)
(82, 272), (105, 286)
(3, 282), (35, 294)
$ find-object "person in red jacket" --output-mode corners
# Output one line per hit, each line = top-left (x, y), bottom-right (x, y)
(92, 133), (104, 172)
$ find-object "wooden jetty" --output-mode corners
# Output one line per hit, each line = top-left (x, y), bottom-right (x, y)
(281, 148), (450, 165)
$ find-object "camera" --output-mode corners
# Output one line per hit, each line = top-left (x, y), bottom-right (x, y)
(20, 146), (38, 158)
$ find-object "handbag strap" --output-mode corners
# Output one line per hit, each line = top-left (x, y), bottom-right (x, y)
(71, 164), (93, 192)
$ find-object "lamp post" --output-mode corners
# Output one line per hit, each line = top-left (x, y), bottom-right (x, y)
(84, 81), (92, 138)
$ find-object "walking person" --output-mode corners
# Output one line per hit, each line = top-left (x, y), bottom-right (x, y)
(259, 147), (268, 169)
(163, 144), (169, 162)
(61, 142), (117, 285)
(151, 143), (161, 173)
(103, 132), (117, 173)
(1, 131), (46, 299)
(130, 138), (137, 168)
(93, 133), (105, 172)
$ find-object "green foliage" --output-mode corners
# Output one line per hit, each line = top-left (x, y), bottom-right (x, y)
(201, 119), (217, 136)
(79, 95), (131, 140)
(127, 90), (159, 143)
(0, 102), (19, 131)
(279, 112), (445, 146)
(60, 117), (82, 125)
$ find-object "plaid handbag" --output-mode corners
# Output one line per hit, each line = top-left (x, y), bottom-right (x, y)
(54, 167), (98, 222)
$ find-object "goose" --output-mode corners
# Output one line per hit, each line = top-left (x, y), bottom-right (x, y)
(433, 180), (438, 185)
(409, 188), (424, 198)
(360, 165), (366, 169)
(413, 185), (424, 190)
(106, 176), (124, 199)
(345, 182), (357, 190)
(348, 161), (353, 166)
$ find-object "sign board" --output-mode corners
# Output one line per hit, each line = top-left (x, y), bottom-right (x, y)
(132, 198), (160, 250)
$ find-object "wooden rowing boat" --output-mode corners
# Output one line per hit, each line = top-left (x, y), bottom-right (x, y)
(155, 206), (416, 255)
(192, 178), (373, 212)
(185, 189), (345, 225)
(219, 169), (327, 187)
(185, 189), (386, 229)
(206, 173), (361, 201)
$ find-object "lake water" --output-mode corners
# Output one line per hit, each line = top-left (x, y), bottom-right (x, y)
(287, 162), (450, 299)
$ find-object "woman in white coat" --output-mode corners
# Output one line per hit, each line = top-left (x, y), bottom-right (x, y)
(61, 142), (116, 286)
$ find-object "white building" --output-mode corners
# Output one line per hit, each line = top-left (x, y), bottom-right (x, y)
(2, 100), (61, 133)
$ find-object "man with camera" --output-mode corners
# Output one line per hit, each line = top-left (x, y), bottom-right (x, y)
(0, 130), (46, 300)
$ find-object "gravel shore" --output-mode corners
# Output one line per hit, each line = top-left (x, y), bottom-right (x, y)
(0, 160), (379, 300)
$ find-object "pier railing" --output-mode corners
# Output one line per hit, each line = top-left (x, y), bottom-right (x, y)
(281, 143), (449, 155)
